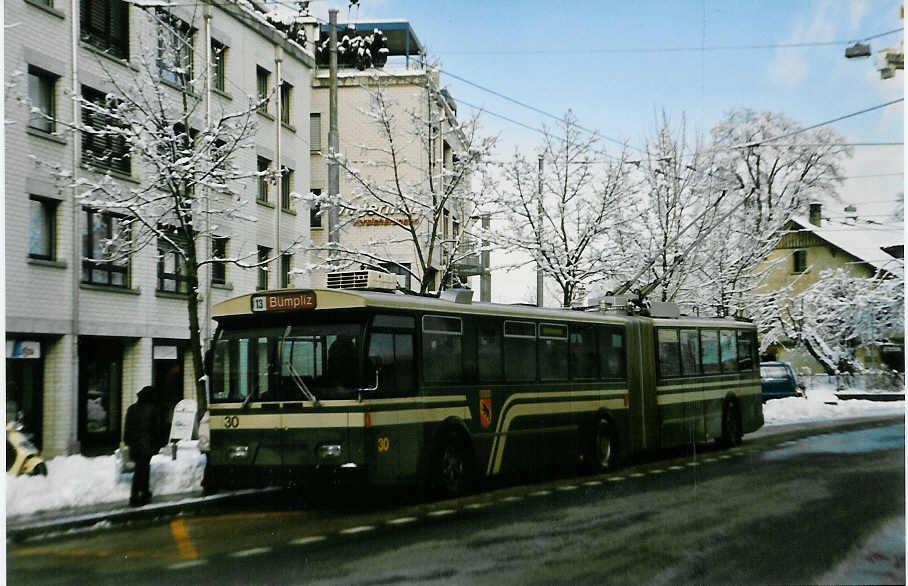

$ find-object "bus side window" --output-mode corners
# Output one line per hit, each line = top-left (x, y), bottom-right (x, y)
(737, 331), (756, 371)
(570, 324), (598, 380)
(422, 315), (463, 384)
(504, 321), (536, 382)
(477, 318), (503, 383)
(599, 326), (625, 380)
(679, 329), (700, 376)
(539, 323), (569, 381)
(700, 330), (720, 374)
(720, 330), (738, 372)
(368, 332), (415, 397)
(657, 329), (681, 378)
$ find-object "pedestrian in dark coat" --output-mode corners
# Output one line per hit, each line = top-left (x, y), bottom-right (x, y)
(124, 386), (165, 506)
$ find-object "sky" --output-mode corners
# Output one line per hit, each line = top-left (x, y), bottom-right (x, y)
(307, 0), (904, 302)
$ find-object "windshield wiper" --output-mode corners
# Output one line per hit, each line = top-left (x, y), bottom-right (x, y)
(288, 361), (319, 405)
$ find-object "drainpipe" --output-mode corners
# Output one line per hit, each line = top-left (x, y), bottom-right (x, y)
(69, 0), (81, 455)
(203, 1), (212, 347)
(536, 154), (544, 307)
(274, 45), (283, 287)
(327, 9), (339, 259)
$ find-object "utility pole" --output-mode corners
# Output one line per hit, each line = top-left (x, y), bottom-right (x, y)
(536, 154), (544, 307)
(327, 8), (340, 258)
(480, 213), (491, 302)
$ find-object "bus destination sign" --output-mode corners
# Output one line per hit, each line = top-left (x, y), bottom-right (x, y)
(251, 291), (317, 312)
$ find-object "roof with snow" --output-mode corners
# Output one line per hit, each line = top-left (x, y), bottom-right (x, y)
(789, 215), (904, 274)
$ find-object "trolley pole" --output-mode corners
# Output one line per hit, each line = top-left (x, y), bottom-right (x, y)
(327, 8), (340, 259)
(536, 154), (544, 307)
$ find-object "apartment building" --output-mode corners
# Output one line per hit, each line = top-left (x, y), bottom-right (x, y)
(308, 20), (479, 292)
(5, 0), (316, 456)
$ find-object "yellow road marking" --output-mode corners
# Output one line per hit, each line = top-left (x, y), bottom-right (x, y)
(12, 546), (175, 560)
(170, 519), (199, 560)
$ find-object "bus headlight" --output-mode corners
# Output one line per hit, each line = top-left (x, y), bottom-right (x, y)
(228, 445), (249, 460)
(317, 443), (342, 460)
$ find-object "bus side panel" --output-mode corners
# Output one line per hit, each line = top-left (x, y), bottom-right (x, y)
(625, 320), (659, 453)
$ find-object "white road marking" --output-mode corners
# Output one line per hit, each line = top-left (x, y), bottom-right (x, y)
(686, 462), (700, 467)
(648, 469), (665, 475)
(607, 476), (626, 482)
(427, 509), (455, 518)
(229, 547), (272, 558)
(169, 560), (207, 570)
(340, 526), (375, 535)
(582, 480), (602, 486)
(386, 517), (418, 526)
(556, 485), (578, 491)
(668, 465), (684, 471)
(290, 536), (327, 545)
(529, 490), (552, 496)
(464, 503), (489, 510)
(500, 496), (523, 503)
(629, 472), (645, 478)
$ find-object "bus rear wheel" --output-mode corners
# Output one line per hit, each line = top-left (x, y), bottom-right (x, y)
(721, 401), (743, 447)
(593, 418), (617, 472)
(432, 431), (474, 499)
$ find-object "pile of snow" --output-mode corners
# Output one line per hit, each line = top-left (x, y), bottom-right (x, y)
(7, 442), (206, 518)
(763, 381), (904, 426)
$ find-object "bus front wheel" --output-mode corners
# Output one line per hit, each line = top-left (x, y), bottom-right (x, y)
(432, 431), (474, 499)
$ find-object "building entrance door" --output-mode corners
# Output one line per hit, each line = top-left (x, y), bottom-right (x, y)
(6, 339), (44, 449)
(79, 338), (123, 455)
(153, 342), (184, 438)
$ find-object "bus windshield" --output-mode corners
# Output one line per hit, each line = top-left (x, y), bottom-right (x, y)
(210, 320), (363, 404)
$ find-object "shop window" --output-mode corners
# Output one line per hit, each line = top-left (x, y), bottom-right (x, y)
(6, 340), (44, 449)
(79, 338), (123, 455)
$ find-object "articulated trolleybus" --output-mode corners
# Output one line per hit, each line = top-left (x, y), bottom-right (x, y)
(205, 271), (763, 497)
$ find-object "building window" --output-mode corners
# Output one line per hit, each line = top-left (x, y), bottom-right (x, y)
(256, 66), (270, 113)
(157, 11), (193, 87)
(281, 167), (293, 210)
(211, 39), (226, 92)
(157, 235), (189, 293)
(309, 113), (321, 151)
(281, 253), (292, 288)
(82, 208), (130, 287)
(310, 188), (322, 228)
(28, 67), (56, 133)
(29, 197), (57, 260)
(257, 156), (270, 203)
(280, 82), (292, 125)
(793, 249), (807, 273)
(211, 236), (227, 285)
(80, 0), (129, 59)
(81, 86), (131, 174)
(257, 246), (270, 290)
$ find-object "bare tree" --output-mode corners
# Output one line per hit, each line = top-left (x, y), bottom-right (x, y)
(309, 71), (495, 294)
(487, 111), (634, 308)
(34, 9), (300, 415)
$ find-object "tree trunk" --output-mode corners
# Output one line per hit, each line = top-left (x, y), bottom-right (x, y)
(184, 239), (208, 419)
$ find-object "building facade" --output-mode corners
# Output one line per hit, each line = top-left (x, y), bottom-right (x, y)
(307, 21), (477, 293)
(757, 202), (904, 373)
(5, 0), (316, 456)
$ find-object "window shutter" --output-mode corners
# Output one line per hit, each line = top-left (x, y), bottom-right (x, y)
(309, 113), (321, 151)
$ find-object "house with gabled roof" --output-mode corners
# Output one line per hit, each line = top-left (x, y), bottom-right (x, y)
(758, 202), (904, 373)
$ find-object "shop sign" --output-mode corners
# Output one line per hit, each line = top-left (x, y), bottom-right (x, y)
(6, 340), (40, 359)
(169, 399), (198, 442)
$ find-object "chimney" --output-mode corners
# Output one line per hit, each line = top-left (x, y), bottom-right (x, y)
(809, 202), (822, 227)
(844, 204), (857, 223)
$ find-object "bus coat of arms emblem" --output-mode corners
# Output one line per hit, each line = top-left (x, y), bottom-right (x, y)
(479, 397), (492, 429)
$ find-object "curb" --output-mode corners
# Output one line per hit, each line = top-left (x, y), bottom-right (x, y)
(7, 488), (279, 542)
(835, 393), (905, 402)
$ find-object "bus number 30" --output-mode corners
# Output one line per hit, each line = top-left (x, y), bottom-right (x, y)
(224, 415), (240, 428)
(377, 437), (390, 452)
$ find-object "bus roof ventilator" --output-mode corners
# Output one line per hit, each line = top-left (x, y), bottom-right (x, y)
(324, 270), (399, 291)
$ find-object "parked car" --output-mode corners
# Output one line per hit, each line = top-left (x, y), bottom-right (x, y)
(760, 361), (806, 402)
